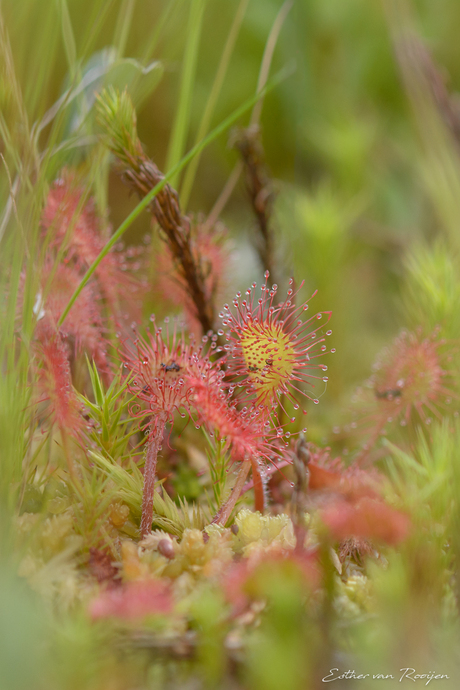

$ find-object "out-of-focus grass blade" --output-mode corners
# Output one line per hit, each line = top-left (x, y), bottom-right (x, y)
(56, 0), (78, 80)
(165, 0), (206, 188)
(113, 0), (136, 58)
(181, 0), (250, 208)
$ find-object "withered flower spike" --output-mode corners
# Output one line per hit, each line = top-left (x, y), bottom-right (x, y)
(97, 88), (215, 336)
(396, 35), (460, 149)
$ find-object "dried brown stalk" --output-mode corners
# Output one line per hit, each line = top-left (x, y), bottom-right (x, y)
(121, 153), (215, 335)
(395, 35), (460, 149)
(231, 124), (278, 283)
(291, 432), (310, 550)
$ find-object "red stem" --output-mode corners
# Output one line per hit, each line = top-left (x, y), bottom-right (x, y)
(140, 413), (167, 537)
(251, 457), (265, 513)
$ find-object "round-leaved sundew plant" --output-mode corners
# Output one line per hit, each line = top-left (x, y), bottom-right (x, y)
(371, 328), (456, 424)
(221, 273), (333, 414)
(203, 273), (333, 523)
(123, 318), (223, 537)
(350, 327), (459, 461)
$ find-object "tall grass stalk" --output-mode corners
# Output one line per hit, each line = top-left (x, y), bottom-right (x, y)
(180, 0), (250, 208)
(166, 0), (206, 188)
(57, 0), (78, 81)
(205, 0), (292, 230)
(113, 0), (136, 57)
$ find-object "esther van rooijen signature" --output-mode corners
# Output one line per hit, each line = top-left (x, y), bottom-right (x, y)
(322, 668), (449, 685)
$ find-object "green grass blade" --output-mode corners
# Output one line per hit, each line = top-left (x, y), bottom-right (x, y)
(250, 0), (293, 127)
(80, 0), (118, 63)
(56, 0), (78, 80)
(113, 0), (136, 58)
(165, 0), (206, 189)
(180, 0), (250, 208)
(139, 0), (181, 65)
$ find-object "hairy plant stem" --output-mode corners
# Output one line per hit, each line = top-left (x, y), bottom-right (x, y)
(61, 428), (84, 499)
(291, 433), (310, 551)
(211, 459), (251, 526)
(140, 412), (167, 537)
(355, 416), (387, 467)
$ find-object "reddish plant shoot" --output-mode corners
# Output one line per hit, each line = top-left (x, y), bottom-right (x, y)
(38, 262), (108, 372)
(43, 175), (147, 320)
(33, 318), (83, 439)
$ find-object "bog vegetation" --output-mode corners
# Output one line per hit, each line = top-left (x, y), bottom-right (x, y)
(2, 1), (460, 688)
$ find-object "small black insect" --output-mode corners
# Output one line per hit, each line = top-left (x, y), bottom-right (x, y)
(161, 361), (181, 372)
(265, 358), (273, 366)
(248, 365), (259, 373)
(374, 388), (402, 400)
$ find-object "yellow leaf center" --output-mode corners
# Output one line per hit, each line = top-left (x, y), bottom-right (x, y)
(240, 322), (296, 404)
